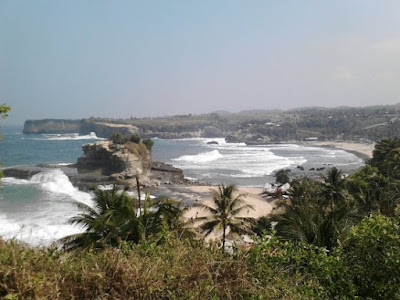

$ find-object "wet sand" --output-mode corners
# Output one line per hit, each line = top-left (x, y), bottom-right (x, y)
(307, 141), (375, 159)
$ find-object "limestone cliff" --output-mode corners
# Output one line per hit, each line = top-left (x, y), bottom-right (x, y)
(23, 119), (81, 134)
(76, 141), (152, 182)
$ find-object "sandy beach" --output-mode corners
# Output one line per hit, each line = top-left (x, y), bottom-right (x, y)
(179, 185), (272, 242)
(307, 141), (375, 159)
(182, 185), (272, 219)
(147, 184), (273, 242)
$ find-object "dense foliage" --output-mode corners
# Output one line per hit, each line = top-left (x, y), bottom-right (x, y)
(109, 132), (154, 151)
(61, 184), (189, 251)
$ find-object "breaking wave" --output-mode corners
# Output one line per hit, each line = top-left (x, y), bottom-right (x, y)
(0, 170), (93, 245)
(173, 150), (223, 163)
(25, 132), (104, 141)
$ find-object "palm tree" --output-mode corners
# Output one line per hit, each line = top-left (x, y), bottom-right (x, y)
(271, 196), (359, 251)
(195, 184), (254, 251)
(61, 184), (137, 250)
(61, 184), (186, 250)
(321, 167), (348, 208)
(370, 138), (400, 174)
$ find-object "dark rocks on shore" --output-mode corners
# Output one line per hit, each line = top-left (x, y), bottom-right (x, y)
(207, 141), (219, 145)
(150, 161), (187, 184)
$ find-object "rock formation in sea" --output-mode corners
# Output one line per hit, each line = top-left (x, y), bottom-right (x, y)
(3, 138), (187, 189)
(76, 140), (152, 183)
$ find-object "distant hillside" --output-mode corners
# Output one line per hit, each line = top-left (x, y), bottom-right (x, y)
(23, 103), (400, 142)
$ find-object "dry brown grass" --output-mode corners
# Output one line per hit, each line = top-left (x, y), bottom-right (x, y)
(0, 237), (311, 300)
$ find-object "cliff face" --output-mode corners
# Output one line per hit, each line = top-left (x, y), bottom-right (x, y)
(23, 118), (229, 139)
(76, 141), (152, 181)
(23, 119), (81, 134)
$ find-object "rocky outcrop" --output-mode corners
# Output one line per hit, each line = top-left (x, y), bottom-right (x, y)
(76, 141), (152, 182)
(225, 131), (272, 145)
(150, 161), (187, 184)
(23, 119), (81, 134)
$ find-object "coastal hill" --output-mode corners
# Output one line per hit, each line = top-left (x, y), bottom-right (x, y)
(23, 103), (400, 143)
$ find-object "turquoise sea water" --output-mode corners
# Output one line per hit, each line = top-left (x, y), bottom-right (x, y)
(0, 127), (364, 245)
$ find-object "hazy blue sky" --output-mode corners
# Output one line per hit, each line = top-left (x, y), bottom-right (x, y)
(1, 1), (400, 125)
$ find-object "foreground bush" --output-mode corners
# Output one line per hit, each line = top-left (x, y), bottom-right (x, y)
(344, 212), (400, 299)
(1, 209), (399, 299)
(0, 236), (310, 300)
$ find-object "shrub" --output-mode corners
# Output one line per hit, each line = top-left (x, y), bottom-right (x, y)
(109, 133), (142, 145)
(0, 237), (307, 299)
(129, 133), (141, 144)
(275, 169), (290, 184)
(344, 211), (400, 299)
(249, 235), (357, 299)
(109, 133), (126, 144)
(142, 138), (154, 151)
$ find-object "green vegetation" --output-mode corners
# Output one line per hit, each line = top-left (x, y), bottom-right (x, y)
(23, 102), (400, 141)
(61, 184), (186, 251)
(109, 132), (141, 144)
(0, 104), (10, 120)
(274, 169), (290, 184)
(0, 209), (398, 299)
(109, 133), (154, 151)
(142, 138), (154, 151)
(195, 184), (254, 251)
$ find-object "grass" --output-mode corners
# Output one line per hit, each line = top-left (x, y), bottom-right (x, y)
(0, 237), (311, 300)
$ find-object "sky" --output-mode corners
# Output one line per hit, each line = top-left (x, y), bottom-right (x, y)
(1, 1), (400, 125)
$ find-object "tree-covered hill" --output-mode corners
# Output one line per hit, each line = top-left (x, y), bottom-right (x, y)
(23, 103), (400, 142)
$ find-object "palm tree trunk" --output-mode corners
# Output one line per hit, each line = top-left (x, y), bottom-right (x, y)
(222, 221), (226, 252)
(136, 175), (141, 215)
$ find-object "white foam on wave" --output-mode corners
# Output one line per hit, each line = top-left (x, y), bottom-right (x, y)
(25, 132), (104, 141)
(173, 150), (223, 163)
(171, 141), (307, 179)
(30, 170), (93, 206)
(1, 177), (31, 185)
(0, 214), (84, 246)
(0, 170), (94, 246)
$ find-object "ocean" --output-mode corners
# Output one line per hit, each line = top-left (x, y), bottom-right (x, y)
(0, 127), (364, 246)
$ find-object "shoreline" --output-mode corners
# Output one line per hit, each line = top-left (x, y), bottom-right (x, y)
(304, 141), (374, 160)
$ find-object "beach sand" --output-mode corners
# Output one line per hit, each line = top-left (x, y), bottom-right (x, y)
(180, 185), (273, 242)
(307, 141), (375, 159)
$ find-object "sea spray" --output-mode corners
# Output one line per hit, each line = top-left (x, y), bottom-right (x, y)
(0, 170), (93, 246)
(24, 132), (105, 141)
(173, 149), (223, 163)
(30, 170), (93, 206)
